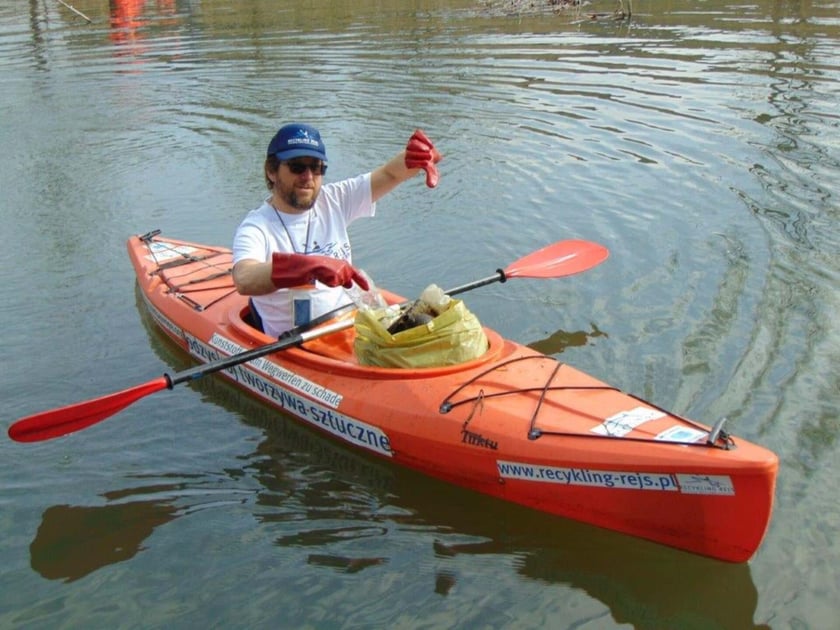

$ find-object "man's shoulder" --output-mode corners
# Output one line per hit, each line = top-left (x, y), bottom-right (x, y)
(319, 173), (371, 204)
(234, 202), (274, 243)
(238, 200), (273, 223)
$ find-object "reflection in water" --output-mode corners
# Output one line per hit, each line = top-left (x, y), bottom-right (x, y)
(27, 0), (49, 71)
(30, 497), (178, 582)
(109, 0), (177, 52)
(109, 0), (147, 48)
(136, 307), (766, 628)
(420, 484), (766, 629)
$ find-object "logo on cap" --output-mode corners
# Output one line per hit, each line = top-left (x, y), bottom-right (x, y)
(268, 123), (327, 161)
(288, 129), (320, 147)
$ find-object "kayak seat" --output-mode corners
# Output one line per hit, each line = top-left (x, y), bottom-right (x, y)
(301, 326), (359, 364)
(238, 302), (357, 363)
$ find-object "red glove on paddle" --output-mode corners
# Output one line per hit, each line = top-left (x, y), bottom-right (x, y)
(271, 253), (370, 291)
(405, 129), (442, 188)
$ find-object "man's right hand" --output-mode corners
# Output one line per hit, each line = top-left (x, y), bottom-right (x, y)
(271, 253), (370, 290)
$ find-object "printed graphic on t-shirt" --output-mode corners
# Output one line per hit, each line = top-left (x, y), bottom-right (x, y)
(310, 240), (351, 261)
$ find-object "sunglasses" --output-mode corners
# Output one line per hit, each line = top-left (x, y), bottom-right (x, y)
(284, 160), (327, 176)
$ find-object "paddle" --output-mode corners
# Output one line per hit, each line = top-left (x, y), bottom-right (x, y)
(8, 238), (608, 443)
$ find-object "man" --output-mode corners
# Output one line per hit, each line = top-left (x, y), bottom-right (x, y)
(232, 123), (441, 338)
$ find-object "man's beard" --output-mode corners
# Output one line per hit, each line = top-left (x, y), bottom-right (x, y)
(279, 182), (318, 211)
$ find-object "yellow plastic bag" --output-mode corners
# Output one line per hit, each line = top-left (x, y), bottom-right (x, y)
(354, 287), (488, 369)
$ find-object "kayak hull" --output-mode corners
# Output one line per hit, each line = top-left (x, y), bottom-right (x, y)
(128, 232), (777, 563)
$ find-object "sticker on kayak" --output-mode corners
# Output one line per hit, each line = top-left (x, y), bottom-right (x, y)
(591, 406), (665, 437)
(675, 474), (735, 496)
(655, 425), (708, 444)
(145, 241), (198, 262)
(497, 461), (735, 496)
(209, 333), (342, 408)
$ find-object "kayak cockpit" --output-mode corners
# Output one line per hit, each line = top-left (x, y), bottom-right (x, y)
(227, 304), (508, 379)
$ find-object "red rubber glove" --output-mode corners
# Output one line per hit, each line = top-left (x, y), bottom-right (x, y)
(405, 129), (442, 188)
(271, 253), (370, 291)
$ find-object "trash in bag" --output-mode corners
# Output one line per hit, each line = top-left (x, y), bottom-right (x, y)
(354, 284), (489, 369)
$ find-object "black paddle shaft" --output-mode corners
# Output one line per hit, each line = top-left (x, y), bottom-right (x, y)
(166, 320), (350, 388)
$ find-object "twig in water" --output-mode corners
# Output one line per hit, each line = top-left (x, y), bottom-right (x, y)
(56, 0), (92, 24)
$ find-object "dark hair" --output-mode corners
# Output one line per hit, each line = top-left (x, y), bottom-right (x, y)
(265, 155), (281, 190)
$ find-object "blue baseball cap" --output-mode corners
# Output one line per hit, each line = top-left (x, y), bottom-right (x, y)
(267, 123), (327, 162)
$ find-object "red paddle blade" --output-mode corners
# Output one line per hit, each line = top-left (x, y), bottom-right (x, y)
(8, 377), (170, 443)
(504, 239), (609, 279)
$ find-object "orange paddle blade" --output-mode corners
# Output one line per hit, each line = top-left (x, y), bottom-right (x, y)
(8, 377), (170, 443)
(503, 239), (609, 279)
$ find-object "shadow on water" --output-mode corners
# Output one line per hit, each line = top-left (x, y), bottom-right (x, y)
(31, 290), (768, 628)
(526, 322), (608, 356)
(30, 495), (179, 582)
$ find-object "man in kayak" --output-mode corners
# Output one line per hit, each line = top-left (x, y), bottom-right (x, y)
(232, 123), (441, 338)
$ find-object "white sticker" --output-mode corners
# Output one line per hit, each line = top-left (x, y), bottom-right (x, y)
(655, 425), (708, 444)
(592, 406), (666, 437)
(145, 242), (198, 262)
(676, 474), (735, 496)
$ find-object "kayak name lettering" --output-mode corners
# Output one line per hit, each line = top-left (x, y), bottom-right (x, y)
(497, 460), (679, 492)
(209, 333), (342, 408)
(461, 429), (498, 450)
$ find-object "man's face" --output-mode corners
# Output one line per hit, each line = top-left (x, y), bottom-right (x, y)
(273, 159), (326, 211)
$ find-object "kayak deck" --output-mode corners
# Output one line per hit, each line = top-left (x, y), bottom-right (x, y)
(128, 230), (778, 563)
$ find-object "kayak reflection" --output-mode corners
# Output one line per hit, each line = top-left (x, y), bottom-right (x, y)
(218, 371), (767, 630)
(108, 0), (177, 52)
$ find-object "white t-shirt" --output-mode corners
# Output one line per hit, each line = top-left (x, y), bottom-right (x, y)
(233, 173), (376, 337)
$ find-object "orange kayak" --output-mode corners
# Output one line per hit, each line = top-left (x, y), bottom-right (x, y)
(128, 231), (778, 563)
